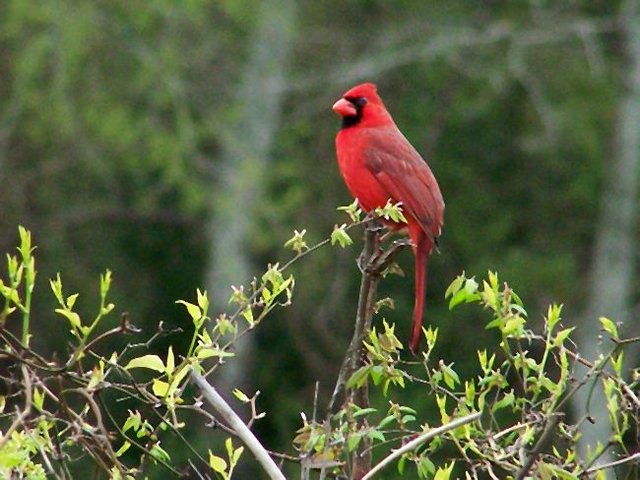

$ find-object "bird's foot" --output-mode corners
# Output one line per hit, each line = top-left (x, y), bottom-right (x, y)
(365, 238), (412, 276)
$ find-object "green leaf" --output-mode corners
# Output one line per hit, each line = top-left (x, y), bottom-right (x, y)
(66, 293), (79, 309)
(55, 308), (81, 330)
(436, 394), (449, 423)
(233, 388), (250, 403)
(152, 379), (169, 397)
(445, 274), (465, 299)
(368, 429), (386, 442)
(101, 303), (115, 315)
(347, 433), (362, 452)
(370, 365), (384, 385)
(503, 316), (526, 337)
(465, 381), (476, 408)
(165, 346), (175, 375)
(337, 199), (362, 222)
(546, 304), (563, 332)
(424, 326), (438, 350)
(125, 354), (165, 372)
(49, 272), (64, 305)
(261, 286), (272, 303)
(434, 461), (455, 480)
(599, 317), (618, 339)
(464, 278), (479, 295)
(375, 200), (407, 224)
(196, 347), (235, 359)
(346, 366), (369, 389)
(150, 442), (171, 463)
(378, 415), (395, 429)
(225, 438), (236, 461)
(100, 270), (112, 299)
(398, 405), (417, 414)
(284, 229), (308, 253)
(172, 364), (190, 391)
(33, 388), (44, 411)
(17, 226), (33, 259)
(487, 271), (499, 288)
(553, 327), (575, 347)
(481, 282), (497, 307)
(116, 441), (131, 457)
(353, 407), (377, 418)
(331, 224), (353, 248)
(448, 289), (468, 309)
(122, 410), (142, 433)
(492, 391), (515, 412)
(231, 445), (244, 466)
(397, 455), (406, 474)
(401, 414), (416, 424)
(610, 351), (624, 376)
(176, 300), (202, 324)
(441, 363), (460, 389)
(242, 307), (254, 325)
(417, 456), (436, 477)
(448, 278), (480, 309)
(208, 451), (228, 474)
(485, 317), (502, 330)
(197, 288), (209, 312)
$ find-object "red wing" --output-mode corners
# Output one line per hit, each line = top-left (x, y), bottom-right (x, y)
(363, 127), (444, 242)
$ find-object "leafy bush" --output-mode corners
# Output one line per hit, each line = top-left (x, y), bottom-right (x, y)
(0, 222), (637, 479)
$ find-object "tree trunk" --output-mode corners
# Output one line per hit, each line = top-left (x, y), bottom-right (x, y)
(573, 0), (640, 467)
(207, 0), (297, 388)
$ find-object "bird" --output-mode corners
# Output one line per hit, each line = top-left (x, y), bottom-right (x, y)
(332, 82), (444, 354)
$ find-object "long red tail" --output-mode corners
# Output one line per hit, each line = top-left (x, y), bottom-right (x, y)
(409, 232), (429, 354)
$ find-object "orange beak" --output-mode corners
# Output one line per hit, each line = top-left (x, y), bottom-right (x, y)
(332, 98), (357, 117)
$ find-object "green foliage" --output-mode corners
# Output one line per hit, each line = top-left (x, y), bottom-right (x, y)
(331, 224), (354, 248)
(207, 438), (244, 480)
(374, 201), (408, 225)
(0, 227), (293, 478)
(1, 209), (639, 479)
(294, 270), (639, 479)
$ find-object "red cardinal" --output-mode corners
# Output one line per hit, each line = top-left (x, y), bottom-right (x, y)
(333, 83), (444, 354)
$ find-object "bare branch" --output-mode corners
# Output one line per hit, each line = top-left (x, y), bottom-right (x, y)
(514, 414), (562, 480)
(362, 411), (482, 480)
(0, 365), (32, 450)
(190, 369), (286, 480)
(583, 452), (640, 475)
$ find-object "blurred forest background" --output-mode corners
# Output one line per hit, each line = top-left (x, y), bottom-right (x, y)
(1, 0), (639, 477)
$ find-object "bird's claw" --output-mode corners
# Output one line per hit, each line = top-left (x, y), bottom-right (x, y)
(364, 238), (412, 276)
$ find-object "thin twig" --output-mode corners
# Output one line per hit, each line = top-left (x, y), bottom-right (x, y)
(514, 414), (562, 480)
(97, 394), (183, 476)
(64, 388), (126, 476)
(583, 451), (640, 475)
(564, 347), (640, 409)
(0, 364), (32, 450)
(190, 369), (286, 480)
(362, 411), (481, 480)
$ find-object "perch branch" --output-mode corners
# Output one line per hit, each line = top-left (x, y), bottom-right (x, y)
(328, 222), (382, 413)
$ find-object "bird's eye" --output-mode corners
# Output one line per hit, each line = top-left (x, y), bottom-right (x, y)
(354, 97), (368, 107)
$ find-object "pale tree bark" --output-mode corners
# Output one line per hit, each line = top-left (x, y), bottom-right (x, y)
(573, 0), (640, 468)
(207, 0), (297, 390)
